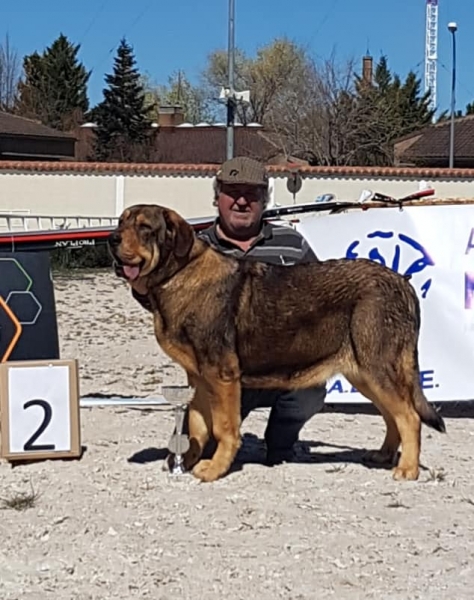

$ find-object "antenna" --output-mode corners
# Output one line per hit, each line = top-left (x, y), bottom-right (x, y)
(425, 0), (439, 113)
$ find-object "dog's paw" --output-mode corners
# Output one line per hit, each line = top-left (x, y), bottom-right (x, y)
(183, 441), (202, 471)
(392, 465), (419, 481)
(362, 449), (397, 467)
(192, 459), (224, 483)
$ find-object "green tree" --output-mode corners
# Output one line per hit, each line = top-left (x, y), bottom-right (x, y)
(465, 102), (474, 115)
(141, 70), (214, 124)
(350, 56), (435, 165)
(373, 55), (391, 93)
(92, 38), (153, 162)
(16, 33), (90, 130)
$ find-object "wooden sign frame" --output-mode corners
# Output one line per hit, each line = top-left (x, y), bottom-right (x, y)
(0, 358), (81, 461)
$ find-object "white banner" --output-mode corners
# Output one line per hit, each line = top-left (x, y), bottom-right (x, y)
(295, 204), (474, 403)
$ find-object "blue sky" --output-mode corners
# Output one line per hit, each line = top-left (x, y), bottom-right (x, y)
(1, 0), (471, 117)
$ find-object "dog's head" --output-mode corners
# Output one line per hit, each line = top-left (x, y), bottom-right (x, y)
(108, 204), (195, 283)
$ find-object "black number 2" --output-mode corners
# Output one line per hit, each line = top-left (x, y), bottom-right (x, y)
(23, 399), (56, 451)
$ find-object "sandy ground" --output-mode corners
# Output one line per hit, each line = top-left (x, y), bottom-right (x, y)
(1, 269), (474, 600)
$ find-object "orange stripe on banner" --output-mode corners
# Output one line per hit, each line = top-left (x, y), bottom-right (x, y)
(0, 295), (22, 363)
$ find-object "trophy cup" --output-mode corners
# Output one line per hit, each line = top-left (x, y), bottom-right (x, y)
(161, 385), (194, 476)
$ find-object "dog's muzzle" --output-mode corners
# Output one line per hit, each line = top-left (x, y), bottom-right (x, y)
(112, 257), (144, 282)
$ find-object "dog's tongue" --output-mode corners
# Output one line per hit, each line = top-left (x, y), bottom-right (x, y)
(123, 265), (140, 280)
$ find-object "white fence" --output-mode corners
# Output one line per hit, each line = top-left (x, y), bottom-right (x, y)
(0, 212), (118, 233)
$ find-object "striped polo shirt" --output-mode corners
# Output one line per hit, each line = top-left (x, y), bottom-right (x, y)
(198, 219), (319, 266)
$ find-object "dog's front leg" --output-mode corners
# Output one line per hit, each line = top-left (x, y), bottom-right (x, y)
(192, 375), (242, 483)
(183, 379), (212, 471)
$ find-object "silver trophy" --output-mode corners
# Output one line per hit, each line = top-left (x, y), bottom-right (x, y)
(161, 385), (194, 476)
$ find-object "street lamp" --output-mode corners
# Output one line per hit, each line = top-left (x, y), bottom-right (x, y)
(448, 21), (457, 169)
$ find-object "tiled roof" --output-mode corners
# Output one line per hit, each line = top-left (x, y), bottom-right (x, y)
(0, 160), (473, 179)
(152, 126), (283, 164)
(397, 115), (474, 160)
(0, 111), (75, 139)
(74, 124), (287, 164)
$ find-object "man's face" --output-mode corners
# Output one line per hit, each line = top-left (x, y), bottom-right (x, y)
(217, 183), (266, 236)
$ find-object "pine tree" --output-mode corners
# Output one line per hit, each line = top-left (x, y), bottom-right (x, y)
(351, 57), (398, 165)
(373, 56), (392, 93)
(92, 38), (153, 162)
(43, 34), (90, 128)
(16, 33), (90, 130)
(16, 52), (44, 119)
(397, 71), (434, 134)
(351, 56), (435, 166)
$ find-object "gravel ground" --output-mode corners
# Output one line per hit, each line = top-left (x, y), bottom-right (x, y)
(1, 270), (473, 600)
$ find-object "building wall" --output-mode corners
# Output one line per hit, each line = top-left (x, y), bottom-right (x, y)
(0, 162), (473, 225)
(272, 172), (474, 206)
(123, 174), (216, 217)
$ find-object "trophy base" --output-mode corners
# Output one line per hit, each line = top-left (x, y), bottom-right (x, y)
(161, 385), (194, 479)
(163, 452), (191, 477)
(168, 462), (189, 477)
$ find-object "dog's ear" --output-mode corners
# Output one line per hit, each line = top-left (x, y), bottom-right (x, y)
(163, 209), (194, 258)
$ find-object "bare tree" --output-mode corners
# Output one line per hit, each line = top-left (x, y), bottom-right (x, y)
(201, 38), (309, 125)
(201, 40), (365, 164)
(199, 40), (432, 166)
(0, 33), (21, 112)
(262, 51), (364, 165)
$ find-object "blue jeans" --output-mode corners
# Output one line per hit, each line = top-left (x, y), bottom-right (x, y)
(241, 385), (327, 456)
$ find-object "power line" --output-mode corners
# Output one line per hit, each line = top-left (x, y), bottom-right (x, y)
(305, 0), (340, 49)
(439, 60), (474, 105)
(88, 0), (155, 76)
(78, 0), (110, 45)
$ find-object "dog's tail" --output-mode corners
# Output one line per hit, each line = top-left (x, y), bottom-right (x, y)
(413, 384), (446, 433)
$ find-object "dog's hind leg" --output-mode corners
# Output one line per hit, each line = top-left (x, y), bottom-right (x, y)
(345, 374), (401, 468)
(390, 403), (422, 481)
(192, 375), (242, 483)
(347, 298), (432, 481)
(350, 367), (422, 480)
(365, 342), (444, 481)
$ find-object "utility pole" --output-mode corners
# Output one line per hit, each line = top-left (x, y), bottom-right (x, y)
(219, 0), (250, 160)
(226, 0), (235, 159)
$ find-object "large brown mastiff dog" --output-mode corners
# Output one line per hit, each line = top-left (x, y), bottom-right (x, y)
(108, 203), (446, 483)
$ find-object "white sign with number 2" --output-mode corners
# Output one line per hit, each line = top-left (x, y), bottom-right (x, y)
(8, 364), (71, 454)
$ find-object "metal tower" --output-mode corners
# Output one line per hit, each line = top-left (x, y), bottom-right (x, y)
(425, 0), (439, 112)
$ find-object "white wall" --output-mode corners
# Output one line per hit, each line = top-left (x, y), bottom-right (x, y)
(0, 163), (473, 224)
(123, 174), (217, 217)
(0, 171), (117, 216)
(272, 173), (474, 206)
